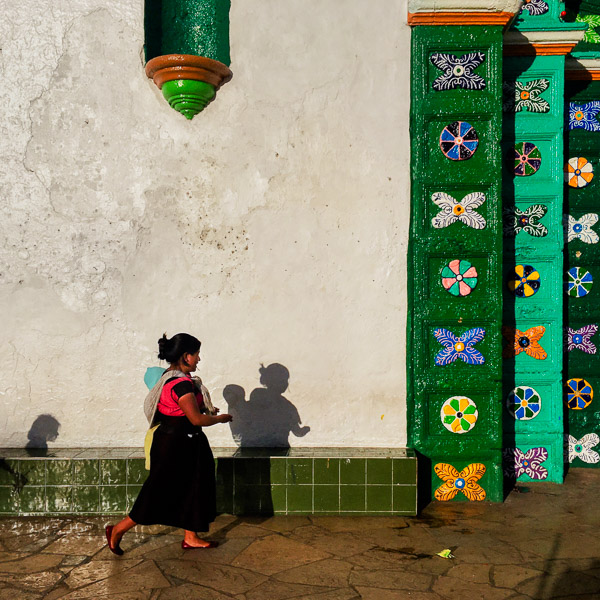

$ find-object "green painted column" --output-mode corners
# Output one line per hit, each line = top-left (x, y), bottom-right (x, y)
(501, 52), (566, 484)
(502, 1), (586, 483)
(409, 20), (508, 502)
(564, 0), (600, 468)
(144, 0), (232, 119)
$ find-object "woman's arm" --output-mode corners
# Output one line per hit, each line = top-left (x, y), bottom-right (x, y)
(178, 393), (232, 426)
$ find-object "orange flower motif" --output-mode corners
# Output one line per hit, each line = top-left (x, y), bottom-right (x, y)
(502, 326), (547, 360)
(434, 463), (486, 501)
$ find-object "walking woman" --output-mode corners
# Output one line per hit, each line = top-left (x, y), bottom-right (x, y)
(105, 333), (233, 552)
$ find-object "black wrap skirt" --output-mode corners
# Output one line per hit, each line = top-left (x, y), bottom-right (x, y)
(129, 415), (216, 532)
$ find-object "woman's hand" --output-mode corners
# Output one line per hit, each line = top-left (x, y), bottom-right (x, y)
(179, 395), (231, 427)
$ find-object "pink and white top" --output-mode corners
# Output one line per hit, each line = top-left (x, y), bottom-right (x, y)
(157, 374), (205, 417)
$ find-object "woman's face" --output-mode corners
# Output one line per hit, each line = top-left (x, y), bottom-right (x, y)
(185, 351), (201, 372)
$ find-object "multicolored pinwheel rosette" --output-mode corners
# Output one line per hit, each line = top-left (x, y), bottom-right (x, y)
(512, 142), (542, 176)
(506, 386), (541, 420)
(440, 396), (478, 434)
(441, 260), (478, 297)
(566, 267), (593, 298)
(434, 463), (486, 502)
(439, 121), (479, 161)
(567, 433), (600, 464)
(565, 157), (594, 188)
(507, 265), (540, 298)
(565, 378), (593, 410)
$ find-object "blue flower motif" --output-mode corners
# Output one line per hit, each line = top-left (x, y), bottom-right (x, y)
(507, 386), (541, 420)
(569, 102), (600, 132)
(434, 328), (486, 366)
(566, 267), (594, 298)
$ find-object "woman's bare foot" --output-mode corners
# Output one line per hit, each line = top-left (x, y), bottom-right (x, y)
(106, 516), (136, 555)
(111, 527), (123, 548)
(182, 532), (215, 548)
(105, 525), (124, 555)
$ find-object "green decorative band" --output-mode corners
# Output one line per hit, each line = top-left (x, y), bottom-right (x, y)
(161, 80), (216, 119)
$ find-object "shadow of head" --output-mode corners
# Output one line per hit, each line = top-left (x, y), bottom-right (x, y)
(259, 363), (289, 395)
(223, 384), (246, 407)
(26, 414), (60, 449)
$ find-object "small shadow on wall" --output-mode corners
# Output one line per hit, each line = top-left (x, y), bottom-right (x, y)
(25, 414), (61, 457)
(223, 363), (310, 448)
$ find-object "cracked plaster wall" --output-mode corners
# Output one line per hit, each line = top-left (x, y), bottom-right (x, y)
(0, 0), (411, 448)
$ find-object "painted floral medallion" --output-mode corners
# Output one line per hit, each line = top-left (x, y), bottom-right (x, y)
(507, 265), (540, 298)
(565, 378), (593, 410)
(440, 121), (479, 161)
(566, 267), (593, 298)
(440, 396), (478, 434)
(506, 386), (541, 420)
(512, 142), (542, 177)
(441, 259), (478, 296)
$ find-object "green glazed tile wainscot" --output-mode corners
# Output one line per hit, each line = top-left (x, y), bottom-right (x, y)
(0, 448), (417, 516)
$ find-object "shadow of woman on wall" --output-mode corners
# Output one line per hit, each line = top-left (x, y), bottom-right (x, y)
(25, 414), (60, 457)
(223, 363), (310, 448)
(219, 363), (310, 516)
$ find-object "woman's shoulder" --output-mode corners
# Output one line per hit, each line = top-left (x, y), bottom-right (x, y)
(163, 370), (192, 384)
(165, 375), (196, 400)
(165, 375), (191, 384)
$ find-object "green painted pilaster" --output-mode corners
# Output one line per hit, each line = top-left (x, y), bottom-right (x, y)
(564, 75), (600, 467)
(409, 26), (505, 502)
(501, 52), (565, 483)
(502, 0), (588, 480)
(564, 1), (600, 468)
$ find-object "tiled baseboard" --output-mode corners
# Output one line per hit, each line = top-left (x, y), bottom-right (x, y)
(0, 448), (417, 516)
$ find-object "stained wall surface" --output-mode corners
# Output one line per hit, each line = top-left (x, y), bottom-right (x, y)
(0, 1), (411, 448)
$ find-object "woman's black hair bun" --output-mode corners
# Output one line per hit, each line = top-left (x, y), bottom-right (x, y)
(157, 332), (201, 364)
(157, 333), (169, 361)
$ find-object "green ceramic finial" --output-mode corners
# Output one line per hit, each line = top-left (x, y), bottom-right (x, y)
(144, 0), (231, 119)
(160, 79), (216, 119)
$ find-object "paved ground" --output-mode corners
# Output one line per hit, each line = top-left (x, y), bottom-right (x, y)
(0, 469), (598, 600)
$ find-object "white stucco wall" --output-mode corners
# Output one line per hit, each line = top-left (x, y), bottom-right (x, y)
(0, 0), (411, 448)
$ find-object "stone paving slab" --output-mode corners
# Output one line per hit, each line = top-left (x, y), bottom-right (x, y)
(0, 469), (598, 599)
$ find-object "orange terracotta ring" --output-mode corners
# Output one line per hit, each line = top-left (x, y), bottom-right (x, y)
(145, 54), (232, 89)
